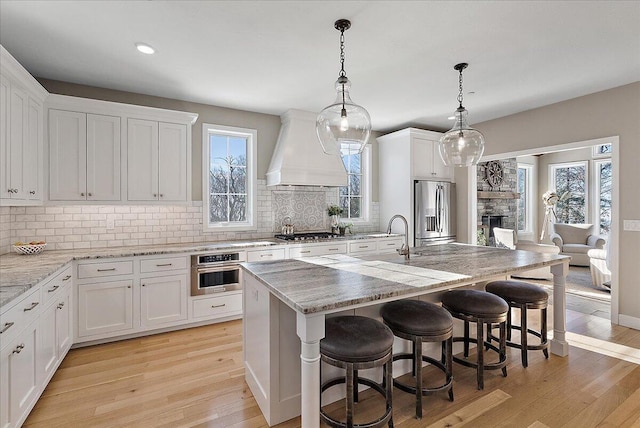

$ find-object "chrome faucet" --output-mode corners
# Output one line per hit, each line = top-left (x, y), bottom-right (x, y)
(387, 214), (410, 260)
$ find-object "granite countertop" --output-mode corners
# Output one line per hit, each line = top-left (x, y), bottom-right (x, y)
(0, 233), (401, 308)
(240, 243), (570, 315)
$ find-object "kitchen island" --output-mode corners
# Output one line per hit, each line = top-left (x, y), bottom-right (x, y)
(241, 243), (570, 428)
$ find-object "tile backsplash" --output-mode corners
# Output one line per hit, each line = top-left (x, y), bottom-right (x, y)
(1, 180), (380, 254)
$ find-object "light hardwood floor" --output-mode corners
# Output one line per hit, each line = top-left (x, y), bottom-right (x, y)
(25, 305), (640, 428)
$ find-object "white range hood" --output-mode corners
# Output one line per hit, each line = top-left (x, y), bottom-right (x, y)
(266, 109), (348, 187)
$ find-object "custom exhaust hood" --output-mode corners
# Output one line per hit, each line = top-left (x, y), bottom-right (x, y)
(266, 109), (348, 187)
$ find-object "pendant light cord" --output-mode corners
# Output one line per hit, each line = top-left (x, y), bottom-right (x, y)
(339, 28), (347, 110)
(457, 68), (464, 109)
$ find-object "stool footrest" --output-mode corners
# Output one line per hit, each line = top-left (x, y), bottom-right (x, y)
(451, 337), (508, 371)
(391, 353), (453, 396)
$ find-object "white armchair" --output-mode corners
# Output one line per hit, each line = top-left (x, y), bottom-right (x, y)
(493, 227), (560, 280)
(550, 223), (605, 266)
(588, 248), (611, 288)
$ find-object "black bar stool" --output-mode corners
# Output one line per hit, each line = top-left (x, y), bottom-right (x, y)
(485, 280), (549, 367)
(381, 300), (454, 420)
(320, 315), (394, 428)
(441, 289), (509, 390)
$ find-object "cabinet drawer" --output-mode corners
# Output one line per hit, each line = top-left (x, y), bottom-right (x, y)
(377, 238), (404, 252)
(192, 293), (242, 319)
(0, 286), (40, 346)
(246, 248), (286, 262)
(140, 256), (188, 273)
(41, 265), (72, 306)
(348, 241), (377, 254)
(289, 243), (348, 258)
(77, 260), (133, 279)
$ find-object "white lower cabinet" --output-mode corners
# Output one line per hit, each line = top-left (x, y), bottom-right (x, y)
(192, 292), (243, 319)
(140, 274), (188, 327)
(78, 280), (134, 338)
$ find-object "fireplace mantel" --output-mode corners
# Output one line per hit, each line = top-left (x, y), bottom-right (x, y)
(477, 191), (521, 199)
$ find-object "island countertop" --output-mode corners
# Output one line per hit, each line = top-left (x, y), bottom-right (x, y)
(240, 243), (570, 315)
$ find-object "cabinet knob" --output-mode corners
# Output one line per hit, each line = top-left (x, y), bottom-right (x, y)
(80, 192), (85, 197)
(153, 193), (157, 197)
(142, 284), (146, 287)
(57, 302), (65, 309)
(127, 285), (132, 289)
(159, 194), (163, 198)
(88, 192), (92, 197)
(29, 190), (36, 195)
(12, 343), (25, 354)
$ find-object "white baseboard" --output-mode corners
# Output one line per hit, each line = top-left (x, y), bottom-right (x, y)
(618, 314), (640, 330)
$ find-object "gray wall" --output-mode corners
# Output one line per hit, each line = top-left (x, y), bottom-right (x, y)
(475, 82), (640, 323)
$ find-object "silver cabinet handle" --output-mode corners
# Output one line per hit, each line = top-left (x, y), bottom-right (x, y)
(48, 285), (60, 293)
(211, 304), (226, 308)
(0, 322), (14, 334)
(23, 302), (39, 312)
(300, 250), (311, 254)
(29, 190), (36, 195)
(328, 248), (339, 251)
(97, 268), (116, 272)
(57, 302), (65, 309)
(156, 263), (172, 267)
(12, 343), (25, 354)
(62, 275), (71, 281)
(260, 254), (273, 257)
(358, 245), (370, 249)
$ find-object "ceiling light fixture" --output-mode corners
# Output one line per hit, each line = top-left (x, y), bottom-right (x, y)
(316, 19), (371, 157)
(135, 43), (155, 55)
(438, 62), (485, 167)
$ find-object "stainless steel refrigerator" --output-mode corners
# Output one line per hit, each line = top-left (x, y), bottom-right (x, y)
(414, 180), (456, 246)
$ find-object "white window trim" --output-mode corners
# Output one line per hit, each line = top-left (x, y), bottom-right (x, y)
(592, 143), (613, 159)
(517, 164), (534, 234)
(202, 123), (257, 232)
(549, 160), (589, 224)
(338, 145), (371, 223)
(594, 159), (612, 236)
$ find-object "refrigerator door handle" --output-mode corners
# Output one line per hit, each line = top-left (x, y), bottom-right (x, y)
(435, 185), (441, 233)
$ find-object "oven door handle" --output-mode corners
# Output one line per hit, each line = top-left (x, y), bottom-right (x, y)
(195, 265), (240, 274)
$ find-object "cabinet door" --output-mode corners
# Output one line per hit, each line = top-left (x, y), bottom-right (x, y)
(0, 76), (9, 201)
(87, 114), (121, 201)
(127, 118), (158, 201)
(25, 97), (42, 200)
(49, 109), (87, 201)
(430, 140), (452, 180)
(38, 302), (58, 383)
(78, 280), (134, 337)
(56, 287), (72, 356)
(9, 86), (27, 199)
(158, 122), (187, 201)
(411, 137), (432, 178)
(3, 321), (39, 426)
(140, 274), (188, 327)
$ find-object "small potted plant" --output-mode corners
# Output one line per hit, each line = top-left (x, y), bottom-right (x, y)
(327, 205), (344, 233)
(338, 222), (353, 236)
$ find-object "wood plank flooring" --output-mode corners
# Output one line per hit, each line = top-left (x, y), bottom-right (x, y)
(24, 306), (640, 428)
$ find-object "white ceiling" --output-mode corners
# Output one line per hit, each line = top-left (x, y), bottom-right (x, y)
(1, 1), (639, 132)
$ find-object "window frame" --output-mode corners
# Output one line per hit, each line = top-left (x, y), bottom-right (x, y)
(549, 161), (589, 224)
(202, 123), (257, 232)
(517, 164), (533, 234)
(594, 159), (612, 236)
(337, 145), (371, 223)
(592, 142), (613, 159)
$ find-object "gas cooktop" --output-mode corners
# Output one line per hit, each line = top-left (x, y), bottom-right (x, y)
(274, 232), (340, 241)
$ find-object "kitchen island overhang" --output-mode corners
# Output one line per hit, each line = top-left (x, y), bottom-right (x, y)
(240, 243), (570, 428)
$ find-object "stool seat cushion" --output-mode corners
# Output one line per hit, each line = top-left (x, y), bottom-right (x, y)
(381, 300), (453, 337)
(485, 280), (549, 304)
(441, 290), (508, 318)
(321, 316), (394, 363)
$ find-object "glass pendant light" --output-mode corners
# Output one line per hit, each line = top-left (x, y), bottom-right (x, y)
(438, 62), (485, 167)
(316, 19), (371, 157)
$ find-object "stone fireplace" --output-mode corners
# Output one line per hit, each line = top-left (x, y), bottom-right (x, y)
(477, 158), (519, 245)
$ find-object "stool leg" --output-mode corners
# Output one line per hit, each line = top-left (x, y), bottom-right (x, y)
(506, 306), (512, 341)
(500, 321), (508, 377)
(346, 364), (354, 427)
(464, 321), (470, 358)
(415, 337), (423, 419)
(542, 307), (549, 359)
(353, 369), (359, 402)
(412, 341), (417, 376)
(521, 304), (528, 368)
(477, 321), (484, 390)
(446, 336), (454, 401)
(385, 358), (394, 428)
(486, 322), (491, 350)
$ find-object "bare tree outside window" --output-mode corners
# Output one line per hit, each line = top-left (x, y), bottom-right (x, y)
(598, 161), (612, 234)
(517, 167), (527, 231)
(553, 163), (587, 224)
(340, 153), (362, 219)
(208, 135), (247, 223)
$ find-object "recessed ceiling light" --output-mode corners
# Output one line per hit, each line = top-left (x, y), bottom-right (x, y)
(135, 43), (155, 55)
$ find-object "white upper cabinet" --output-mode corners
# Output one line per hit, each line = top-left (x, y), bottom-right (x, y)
(47, 94), (196, 204)
(411, 136), (452, 180)
(0, 46), (47, 205)
(127, 119), (188, 202)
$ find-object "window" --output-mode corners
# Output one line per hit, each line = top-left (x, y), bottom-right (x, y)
(595, 160), (612, 235)
(517, 164), (533, 233)
(550, 161), (588, 224)
(339, 146), (370, 221)
(203, 124), (256, 231)
(592, 143), (612, 158)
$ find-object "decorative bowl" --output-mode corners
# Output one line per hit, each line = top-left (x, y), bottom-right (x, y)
(13, 243), (47, 255)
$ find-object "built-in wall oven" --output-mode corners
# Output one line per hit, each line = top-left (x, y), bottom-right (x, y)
(190, 252), (246, 296)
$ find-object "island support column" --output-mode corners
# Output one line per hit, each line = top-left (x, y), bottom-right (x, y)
(551, 260), (570, 356)
(296, 312), (325, 428)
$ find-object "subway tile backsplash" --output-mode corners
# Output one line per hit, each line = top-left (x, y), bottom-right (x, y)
(1, 180), (380, 254)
